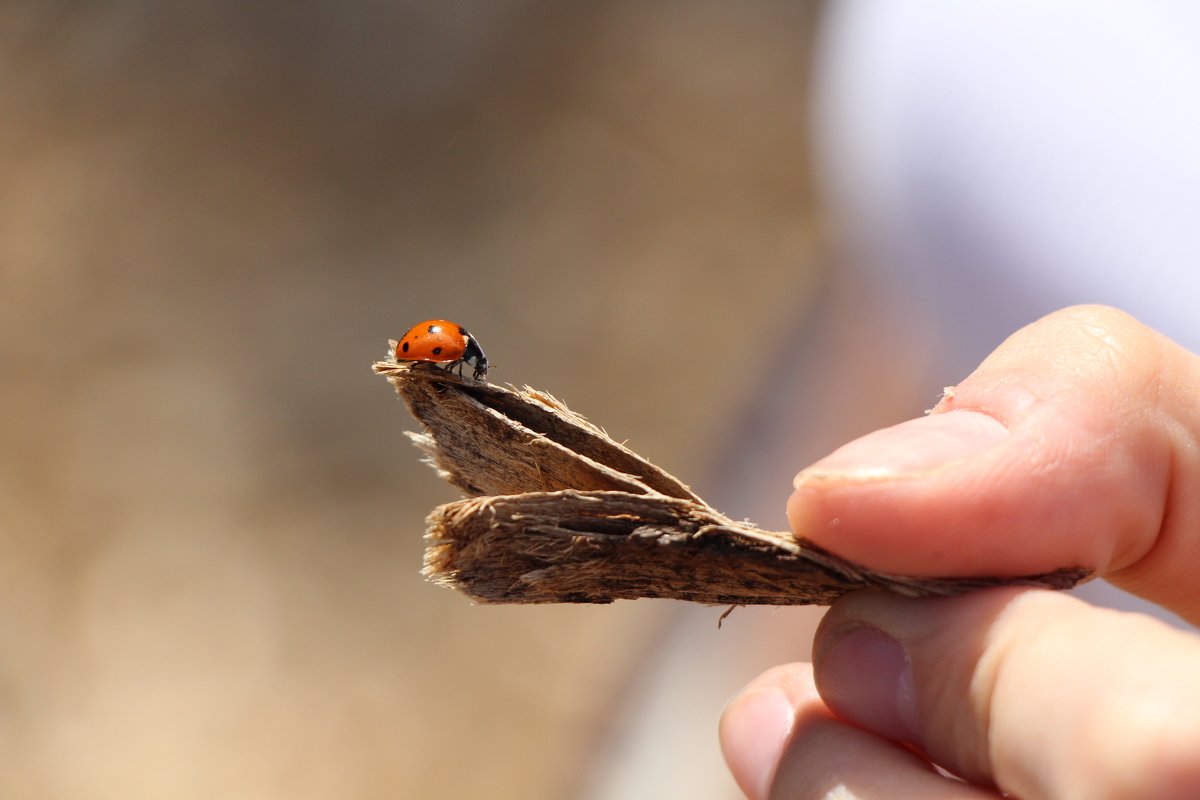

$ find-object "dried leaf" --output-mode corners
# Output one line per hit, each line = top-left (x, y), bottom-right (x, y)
(374, 359), (1089, 604)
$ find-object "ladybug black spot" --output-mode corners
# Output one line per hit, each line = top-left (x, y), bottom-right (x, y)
(459, 327), (468, 335)
(401, 341), (409, 353)
(432, 346), (443, 355)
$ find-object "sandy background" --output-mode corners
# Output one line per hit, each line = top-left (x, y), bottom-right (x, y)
(0, 4), (931, 797)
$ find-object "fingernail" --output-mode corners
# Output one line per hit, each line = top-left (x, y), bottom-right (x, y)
(793, 409), (1008, 486)
(815, 626), (920, 744)
(719, 687), (795, 800)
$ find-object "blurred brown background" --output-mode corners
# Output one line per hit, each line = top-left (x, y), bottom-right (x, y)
(0, 3), (922, 797)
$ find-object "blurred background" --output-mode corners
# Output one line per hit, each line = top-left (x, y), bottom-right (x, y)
(0, 3), (843, 798)
(6, 2), (1200, 798)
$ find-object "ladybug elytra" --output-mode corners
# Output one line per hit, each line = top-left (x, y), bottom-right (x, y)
(395, 319), (489, 380)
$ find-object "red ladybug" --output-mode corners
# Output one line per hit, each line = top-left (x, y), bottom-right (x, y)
(395, 319), (489, 380)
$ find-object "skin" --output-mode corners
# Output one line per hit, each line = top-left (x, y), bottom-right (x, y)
(720, 306), (1200, 799)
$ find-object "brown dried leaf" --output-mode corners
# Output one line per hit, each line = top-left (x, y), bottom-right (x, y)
(374, 359), (1090, 605)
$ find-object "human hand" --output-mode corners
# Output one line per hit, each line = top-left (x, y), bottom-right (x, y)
(720, 306), (1200, 799)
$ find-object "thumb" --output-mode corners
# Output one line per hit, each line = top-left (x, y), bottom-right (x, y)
(811, 589), (1200, 798)
(788, 305), (1200, 623)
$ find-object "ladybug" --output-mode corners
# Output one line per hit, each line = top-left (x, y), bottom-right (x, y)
(395, 319), (489, 380)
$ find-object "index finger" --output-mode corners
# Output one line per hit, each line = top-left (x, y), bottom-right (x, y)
(788, 306), (1200, 623)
